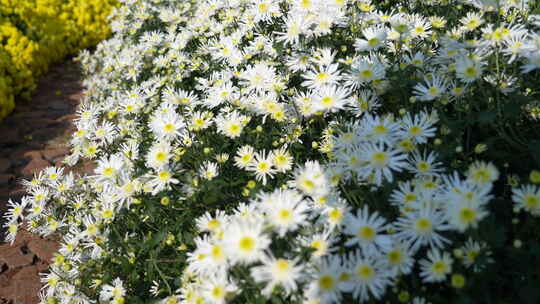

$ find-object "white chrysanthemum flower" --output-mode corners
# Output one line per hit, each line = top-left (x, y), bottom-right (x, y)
(215, 111), (248, 139)
(406, 150), (442, 177)
(358, 143), (408, 185)
(146, 167), (180, 195)
(270, 146), (293, 173)
(342, 205), (392, 253)
(301, 230), (338, 260)
(384, 241), (415, 276)
(466, 161), (499, 186)
(512, 184), (540, 216)
(196, 210), (228, 234)
(200, 273), (238, 304)
(94, 154), (125, 183)
(222, 219), (270, 265)
(291, 161), (329, 197)
(394, 205), (451, 251)
(146, 141), (172, 170)
(397, 111), (438, 144)
(149, 111), (186, 140)
(302, 63), (342, 90)
(239, 63), (277, 93)
(455, 56), (483, 83)
(345, 56), (386, 89)
(234, 145), (255, 169)
(200, 161), (219, 181)
(343, 250), (393, 303)
(354, 25), (388, 52)
(313, 85), (351, 113)
(419, 249), (453, 283)
(247, 150), (276, 185)
(413, 74), (448, 101)
(99, 278), (126, 302)
(250, 254), (303, 296)
(258, 189), (309, 236)
(305, 255), (345, 304)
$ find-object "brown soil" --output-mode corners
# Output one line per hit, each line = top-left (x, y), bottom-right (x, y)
(0, 59), (94, 304)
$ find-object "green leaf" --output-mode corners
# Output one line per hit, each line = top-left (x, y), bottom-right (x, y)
(528, 140), (540, 166)
(141, 231), (167, 254)
(477, 111), (496, 125)
(502, 100), (523, 119)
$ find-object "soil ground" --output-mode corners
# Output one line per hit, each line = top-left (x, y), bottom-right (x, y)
(0, 59), (93, 304)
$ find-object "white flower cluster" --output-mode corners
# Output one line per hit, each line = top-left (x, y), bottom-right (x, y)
(3, 0), (540, 303)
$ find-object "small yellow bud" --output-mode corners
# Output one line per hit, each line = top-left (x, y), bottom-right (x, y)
(453, 249), (464, 259)
(507, 175), (519, 187)
(530, 170), (540, 184)
(177, 244), (188, 251)
(247, 180), (256, 189)
(451, 274), (466, 289)
(474, 143), (487, 154)
(398, 290), (410, 302)
(161, 197), (170, 206)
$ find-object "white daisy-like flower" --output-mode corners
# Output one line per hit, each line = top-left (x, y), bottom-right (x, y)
(419, 249), (453, 283)
(247, 150), (276, 185)
(358, 143), (408, 185)
(394, 205), (451, 252)
(250, 253), (303, 296)
(305, 255), (346, 304)
(302, 63), (342, 90)
(512, 184), (540, 216)
(343, 250), (393, 303)
(222, 219), (270, 265)
(258, 189), (309, 236)
(342, 205), (392, 253)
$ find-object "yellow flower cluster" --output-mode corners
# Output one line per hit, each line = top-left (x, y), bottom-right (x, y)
(0, 0), (118, 119)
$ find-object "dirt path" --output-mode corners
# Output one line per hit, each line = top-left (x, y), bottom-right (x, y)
(0, 59), (94, 304)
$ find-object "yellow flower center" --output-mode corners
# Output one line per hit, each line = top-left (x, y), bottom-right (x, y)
(316, 72), (329, 82)
(356, 265), (375, 281)
(432, 261), (448, 275)
(525, 194), (539, 209)
(361, 69), (373, 79)
(371, 152), (388, 167)
(156, 152), (167, 163)
(417, 161), (430, 172)
(358, 226), (375, 241)
(459, 208), (476, 224)
(428, 87), (439, 96)
(464, 67), (477, 78)
(388, 250), (403, 264)
(239, 236), (255, 252)
(211, 287), (224, 299)
(278, 209), (292, 222)
(319, 275), (335, 290)
(415, 217), (432, 233)
(208, 219), (220, 230)
(158, 171), (171, 181)
(211, 245), (224, 260)
(321, 96), (334, 107)
(164, 123), (175, 133)
(103, 167), (115, 177)
(368, 38), (379, 47)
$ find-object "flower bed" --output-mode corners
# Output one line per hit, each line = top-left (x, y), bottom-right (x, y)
(0, 0), (118, 119)
(5, 0), (540, 303)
